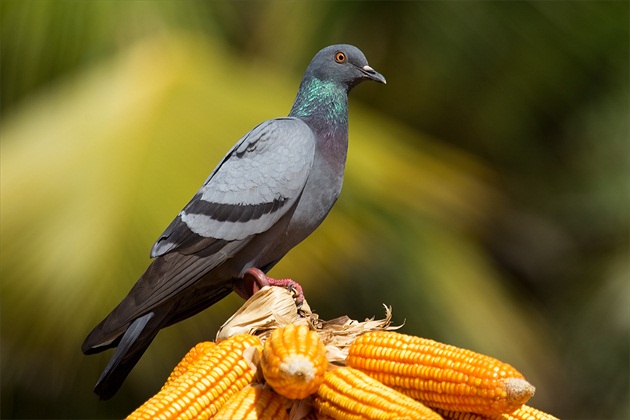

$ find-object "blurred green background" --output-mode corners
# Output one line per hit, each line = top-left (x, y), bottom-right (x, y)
(1, 1), (628, 418)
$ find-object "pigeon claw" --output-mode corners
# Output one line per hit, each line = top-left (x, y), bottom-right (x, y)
(235, 268), (304, 306)
(265, 277), (304, 307)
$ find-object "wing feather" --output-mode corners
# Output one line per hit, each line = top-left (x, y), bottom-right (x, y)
(151, 118), (316, 257)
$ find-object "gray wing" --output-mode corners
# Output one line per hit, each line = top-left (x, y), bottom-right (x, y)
(150, 117), (316, 258)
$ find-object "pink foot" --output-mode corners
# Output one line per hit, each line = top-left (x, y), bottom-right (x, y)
(235, 268), (304, 305)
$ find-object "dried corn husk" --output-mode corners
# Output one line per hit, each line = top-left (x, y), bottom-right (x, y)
(217, 286), (401, 364)
(217, 287), (307, 341)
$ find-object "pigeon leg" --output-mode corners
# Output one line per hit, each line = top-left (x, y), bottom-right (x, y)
(235, 268), (304, 305)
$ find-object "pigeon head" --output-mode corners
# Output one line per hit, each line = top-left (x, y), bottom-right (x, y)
(290, 44), (385, 120)
(308, 44), (386, 90)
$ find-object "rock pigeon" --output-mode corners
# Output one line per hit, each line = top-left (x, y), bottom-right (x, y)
(82, 44), (386, 400)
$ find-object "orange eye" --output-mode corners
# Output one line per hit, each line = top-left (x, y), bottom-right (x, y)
(335, 51), (347, 63)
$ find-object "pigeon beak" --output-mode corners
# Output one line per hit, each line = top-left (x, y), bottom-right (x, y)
(361, 65), (387, 84)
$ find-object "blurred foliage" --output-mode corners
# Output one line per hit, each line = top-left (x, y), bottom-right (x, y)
(1, 1), (628, 419)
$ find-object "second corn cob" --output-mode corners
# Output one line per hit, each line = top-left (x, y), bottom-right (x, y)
(313, 366), (442, 420)
(127, 334), (262, 420)
(163, 341), (217, 389)
(347, 331), (535, 416)
(212, 384), (289, 420)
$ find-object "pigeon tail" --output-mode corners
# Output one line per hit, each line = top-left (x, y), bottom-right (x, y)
(93, 312), (160, 400)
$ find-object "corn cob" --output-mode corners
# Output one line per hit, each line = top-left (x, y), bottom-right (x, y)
(163, 341), (217, 389)
(261, 324), (327, 400)
(127, 334), (262, 420)
(212, 384), (289, 420)
(437, 404), (559, 420)
(346, 331), (535, 415)
(313, 366), (442, 420)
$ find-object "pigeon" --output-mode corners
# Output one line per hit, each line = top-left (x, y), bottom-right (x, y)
(82, 44), (386, 400)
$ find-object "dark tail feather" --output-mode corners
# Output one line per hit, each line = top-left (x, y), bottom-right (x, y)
(93, 312), (158, 400)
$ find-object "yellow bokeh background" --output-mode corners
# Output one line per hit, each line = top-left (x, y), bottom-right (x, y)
(1, 2), (627, 418)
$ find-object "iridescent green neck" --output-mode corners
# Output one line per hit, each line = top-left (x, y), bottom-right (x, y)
(289, 77), (348, 126)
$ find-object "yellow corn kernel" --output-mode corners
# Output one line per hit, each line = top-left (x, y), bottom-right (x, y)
(313, 366), (442, 420)
(127, 334), (262, 420)
(435, 410), (485, 420)
(498, 404), (559, 420)
(212, 384), (288, 420)
(163, 342), (217, 389)
(261, 324), (327, 400)
(346, 331), (535, 416)
(437, 404), (559, 420)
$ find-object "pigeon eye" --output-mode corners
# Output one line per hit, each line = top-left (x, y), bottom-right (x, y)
(335, 52), (347, 63)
